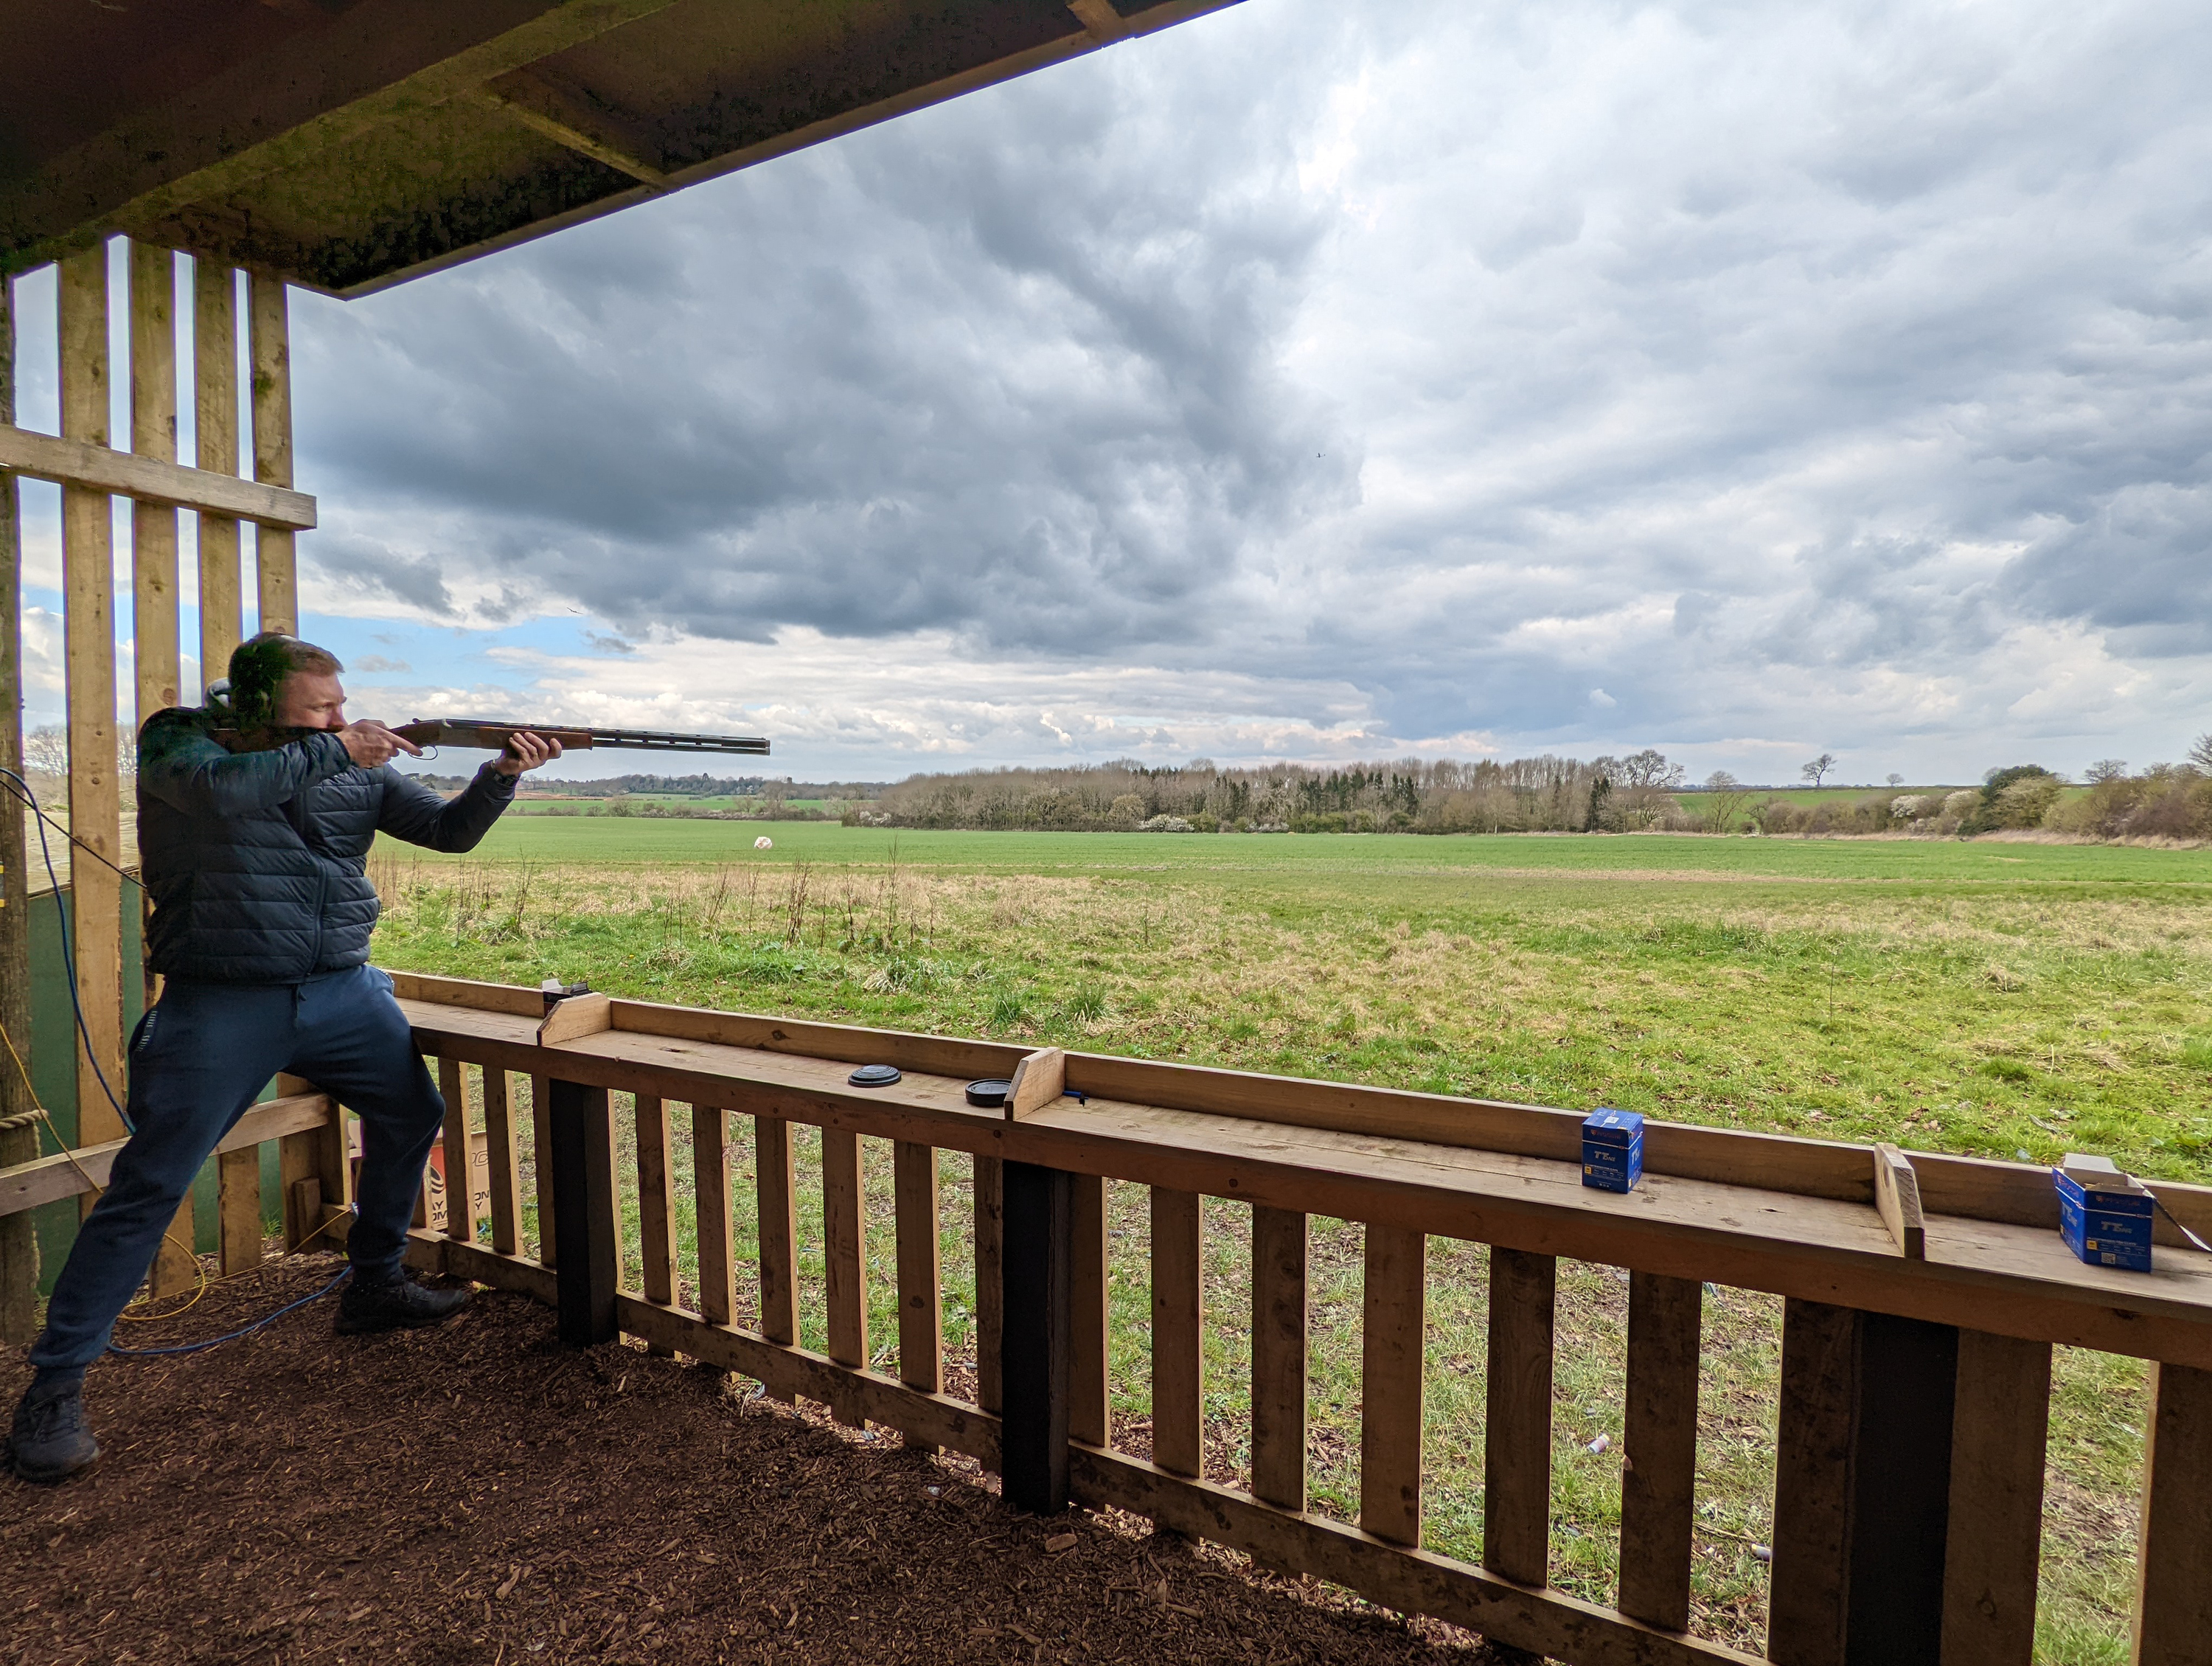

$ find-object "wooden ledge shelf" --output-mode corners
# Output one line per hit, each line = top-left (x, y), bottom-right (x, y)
(387, 972), (2212, 1370)
(0, 422), (317, 530)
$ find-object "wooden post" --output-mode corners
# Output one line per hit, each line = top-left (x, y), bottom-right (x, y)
(0, 269), (39, 1344)
(1070, 1172), (1111, 1448)
(634, 1094), (678, 1355)
(276, 1071), (347, 1252)
(974, 1153), (1004, 1415)
(246, 274), (296, 636)
(548, 1078), (616, 1346)
(1001, 1159), (1073, 1513)
(692, 1103), (734, 1327)
(750, 1115), (798, 1401)
(58, 249), (127, 1171)
(1483, 1247), (1557, 1587)
(1360, 1224), (1426, 1547)
(1619, 1271), (1703, 1633)
(1770, 1300), (1959, 1666)
(823, 1126), (868, 1426)
(216, 1146), (262, 1274)
(529, 1074), (554, 1266)
(894, 1140), (943, 1401)
(1941, 1330), (2050, 1666)
(1150, 1186), (1205, 1478)
(192, 260), (240, 689)
(1250, 1204), (1307, 1513)
(439, 1055), (471, 1242)
(2133, 1362), (2212, 1666)
(481, 1068), (522, 1256)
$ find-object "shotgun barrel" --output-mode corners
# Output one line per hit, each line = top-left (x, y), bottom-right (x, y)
(392, 719), (770, 756)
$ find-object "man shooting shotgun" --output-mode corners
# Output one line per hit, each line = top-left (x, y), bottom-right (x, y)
(7, 634), (572, 1483)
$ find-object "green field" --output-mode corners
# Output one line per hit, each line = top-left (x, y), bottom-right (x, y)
(373, 822), (2211, 1660)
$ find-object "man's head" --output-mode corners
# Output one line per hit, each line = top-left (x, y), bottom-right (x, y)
(227, 633), (346, 731)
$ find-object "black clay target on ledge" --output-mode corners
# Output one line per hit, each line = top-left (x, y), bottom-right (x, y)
(848, 1064), (902, 1087)
(966, 1079), (1012, 1108)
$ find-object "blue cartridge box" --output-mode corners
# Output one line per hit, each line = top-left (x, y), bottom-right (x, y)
(1582, 1108), (1644, 1194)
(2054, 1156), (2154, 1272)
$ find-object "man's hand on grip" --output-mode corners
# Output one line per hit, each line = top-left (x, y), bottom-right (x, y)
(338, 719), (422, 768)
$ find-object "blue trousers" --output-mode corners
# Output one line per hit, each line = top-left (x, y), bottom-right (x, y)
(29, 965), (444, 1371)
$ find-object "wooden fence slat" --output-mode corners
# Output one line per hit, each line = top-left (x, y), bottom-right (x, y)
(823, 1125), (868, 1426)
(481, 1067), (522, 1257)
(529, 1074), (554, 1267)
(1361, 1224), (1427, 1547)
(1483, 1246), (1557, 1586)
(692, 1103), (734, 1327)
(1769, 1299), (1857, 1666)
(756, 1115), (798, 1401)
(128, 240), (181, 719)
(1151, 1185), (1204, 1477)
(216, 1146), (262, 1275)
(1940, 1330), (2050, 1666)
(1071, 1172), (1111, 1448)
(634, 1093), (678, 1357)
(1620, 1271), (1703, 1633)
(975, 1154), (1004, 1415)
(2133, 1361), (2212, 1666)
(58, 247), (125, 1177)
(1251, 1204), (1308, 1513)
(894, 1139), (943, 1401)
(192, 258), (241, 687)
(439, 1055), (471, 1241)
(246, 271), (296, 634)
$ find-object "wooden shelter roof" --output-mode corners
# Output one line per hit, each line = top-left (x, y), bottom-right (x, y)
(0, 0), (1234, 297)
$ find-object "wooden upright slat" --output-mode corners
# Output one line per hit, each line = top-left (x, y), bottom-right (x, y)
(132, 243), (190, 1292)
(1941, 1330), (2050, 1666)
(529, 1073), (555, 1266)
(1619, 1271), (1703, 1632)
(439, 1055), (471, 1240)
(481, 1066), (522, 1257)
(894, 1140), (943, 1409)
(1151, 1186), (1204, 1477)
(974, 1154), (1004, 1415)
(1768, 1299), (1859, 1666)
(2133, 1362), (2212, 1666)
(756, 1114), (798, 1401)
(1071, 1173), (1112, 1448)
(58, 248), (126, 1167)
(192, 259), (240, 686)
(634, 1094), (678, 1356)
(823, 1127), (868, 1426)
(1251, 1204), (1308, 1512)
(128, 242), (181, 720)
(246, 273), (296, 635)
(692, 1103), (734, 1327)
(1360, 1224), (1427, 1546)
(216, 1146), (262, 1275)
(128, 240), (189, 1298)
(1483, 1247), (1556, 1586)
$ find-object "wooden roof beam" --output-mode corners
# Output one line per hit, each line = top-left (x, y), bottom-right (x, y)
(476, 67), (668, 190)
(0, 0), (683, 274)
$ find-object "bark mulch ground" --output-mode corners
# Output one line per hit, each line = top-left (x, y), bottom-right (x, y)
(4, 1254), (1511, 1665)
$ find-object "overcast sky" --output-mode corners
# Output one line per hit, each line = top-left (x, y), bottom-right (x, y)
(15, 0), (2212, 784)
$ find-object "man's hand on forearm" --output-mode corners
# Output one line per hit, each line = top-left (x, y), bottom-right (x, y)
(338, 720), (423, 769)
(493, 731), (564, 777)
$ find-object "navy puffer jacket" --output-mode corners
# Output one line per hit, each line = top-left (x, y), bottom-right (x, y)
(138, 706), (516, 983)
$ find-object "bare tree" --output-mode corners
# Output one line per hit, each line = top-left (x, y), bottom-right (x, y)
(1703, 771), (1750, 834)
(1801, 752), (1839, 788)
(1886, 773), (1904, 787)
(24, 724), (66, 777)
(2188, 734), (2212, 774)
(2086, 759), (2129, 783)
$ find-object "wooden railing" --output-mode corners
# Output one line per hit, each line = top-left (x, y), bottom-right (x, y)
(11, 969), (2202, 1665)
(380, 971), (2212, 1666)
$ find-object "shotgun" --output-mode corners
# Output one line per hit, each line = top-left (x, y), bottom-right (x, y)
(210, 718), (770, 756)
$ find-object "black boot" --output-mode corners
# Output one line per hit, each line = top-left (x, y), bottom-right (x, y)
(334, 1269), (473, 1336)
(7, 1369), (100, 1485)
